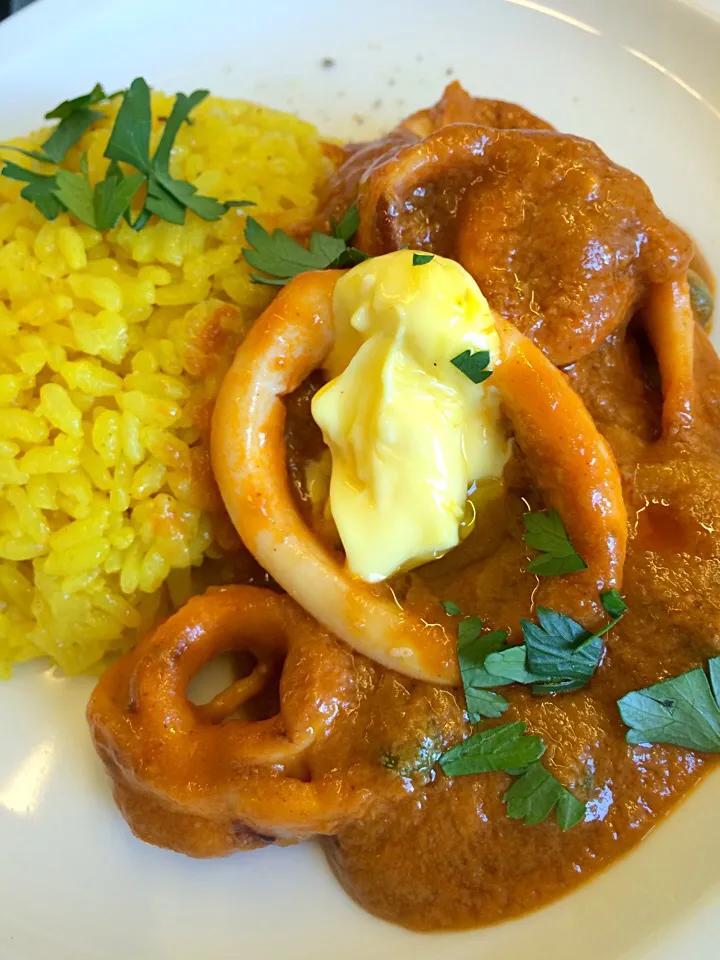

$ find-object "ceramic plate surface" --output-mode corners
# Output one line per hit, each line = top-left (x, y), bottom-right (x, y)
(1, 1), (720, 957)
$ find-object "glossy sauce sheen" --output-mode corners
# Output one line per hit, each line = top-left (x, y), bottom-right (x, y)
(90, 84), (720, 932)
(306, 88), (718, 929)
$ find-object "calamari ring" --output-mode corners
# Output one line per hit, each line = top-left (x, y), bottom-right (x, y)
(211, 272), (627, 686)
(88, 585), (367, 847)
(353, 123), (692, 365)
(355, 123), (494, 255)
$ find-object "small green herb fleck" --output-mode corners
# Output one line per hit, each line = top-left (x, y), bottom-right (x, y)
(600, 589), (628, 619)
(451, 349), (492, 384)
(523, 509), (587, 577)
(412, 252), (434, 265)
(441, 599), (462, 616)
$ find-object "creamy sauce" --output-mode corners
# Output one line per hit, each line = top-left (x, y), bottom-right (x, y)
(89, 83), (720, 934)
(288, 325), (720, 930)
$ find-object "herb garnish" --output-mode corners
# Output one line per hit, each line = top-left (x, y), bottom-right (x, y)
(617, 656), (720, 752)
(447, 592), (626, 704)
(0, 163), (64, 220)
(504, 761), (586, 830)
(242, 203), (369, 285)
(520, 607), (604, 694)
(439, 722), (586, 829)
(441, 599), (462, 616)
(523, 509), (587, 577)
(441, 602), (588, 829)
(450, 349), (492, 384)
(455, 614), (512, 719)
(0, 84), (117, 167)
(0, 79), (246, 229)
(46, 83), (117, 121)
(412, 252), (434, 265)
(440, 721), (545, 775)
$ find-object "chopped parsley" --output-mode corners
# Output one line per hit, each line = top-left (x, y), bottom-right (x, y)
(0, 162), (64, 220)
(523, 509), (587, 577)
(0, 84), (117, 167)
(0, 79), (247, 230)
(439, 722), (586, 830)
(412, 252), (434, 265)
(379, 731), (444, 779)
(45, 82), (117, 121)
(520, 607), (604, 694)
(617, 656), (720, 752)
(450, 349), (492, 384)
(448, 591), (626, 704)
(504, 761), (586, 830)
(456, 615), (512, 719)
(242, 203), (369, 285)
(441, 599), (463, 616)
(440, 721), (545, 776)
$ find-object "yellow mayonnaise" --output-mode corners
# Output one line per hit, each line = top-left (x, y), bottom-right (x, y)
(311, 250), (509, 583)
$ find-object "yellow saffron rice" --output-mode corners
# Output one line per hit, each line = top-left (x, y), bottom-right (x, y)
(0, 92), (330, 678)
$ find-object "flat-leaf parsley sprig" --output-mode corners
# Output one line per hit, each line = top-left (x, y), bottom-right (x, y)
(0, 79), (250, 231)
(241, 203), (369, 285)
(438, 721), (586, 831)
(523, 508), (587, 577)
(618, 656), (720, 752)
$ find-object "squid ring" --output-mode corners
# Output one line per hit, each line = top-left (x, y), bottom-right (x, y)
(211, 271), (627, 686)
(88, 585), (367, 847)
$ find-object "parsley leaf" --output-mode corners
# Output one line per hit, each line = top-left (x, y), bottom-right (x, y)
(51, 156), (145, 231)
(3, 79), (245, 231)
(617, 657), (720, 752)
(93, 163), (145, 231)
(600, 589), (628, 619)
(41, 109), (100, 164)
(153, 89), (208, 173)
(330, 204), (360, 242)
(504, 761), (586, 830)
(45, 82), (114, 121)
(0, 145), (55, 164)
(451, 349), (493, 384)
(243, 215), (348, 285)
(457, 617), (511, 719)
(412, 252), (434, 265)
(523, 509), (587, 577)
(39, 83), (121, 165)
(1, 83), (112, 168)
(441, 599), (462, 616)
(145, 88), (236, 224)
(522, 607), (603, 689)
(1, 162), (64, 219)
(104, 77), (152, 173)
(53, 167), (95, 226)
(453, 595), (624, 703)
(484, 644), (537, 685)
(440, 721), (546, 776)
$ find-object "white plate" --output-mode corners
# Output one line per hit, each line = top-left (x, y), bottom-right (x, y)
(2, 0), (720, 957)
